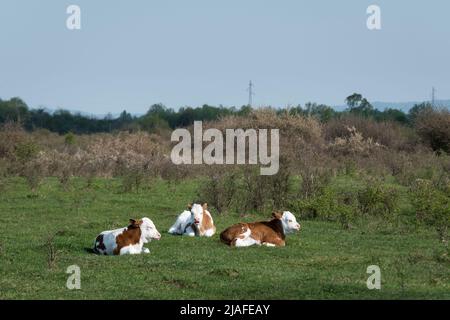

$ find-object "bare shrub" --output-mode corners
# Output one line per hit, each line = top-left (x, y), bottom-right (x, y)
(197, 168), (240, 214)
(0, 122), (29, 159)
(30, 131), (169, 186)
(414, 108), (450, 153)
(202, 109), (324, 162)
(239, 167), (267, 212)
(268, 157), (293, 209)
(22, 159), (46, 193)
(325, 115), (418, 151)
(58, 167), (72, 191)
(45, 233), (59, 269)
(197, 160), (293, 215)
(0, 159), (7, 192)
(299, 166), (333, 199)
(237, 162), (294, 213)
(328, 126), (384, 157)
(388, 150), (447, 186)
(117, 163), (151, 193)
(159, 161), (190, 192)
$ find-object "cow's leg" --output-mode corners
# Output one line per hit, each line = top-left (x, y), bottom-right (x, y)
(119, 246), (131, 255)
(168, 220), (181, 234)
(203, 228), (215, 237)
(119, 245), (142, 255)
(262, 243), (276, 247)
(234, 235), (259, 247)
(262, 238), (285, 247)
(184, 225), (196, 237)
(232, 227), (257, 247)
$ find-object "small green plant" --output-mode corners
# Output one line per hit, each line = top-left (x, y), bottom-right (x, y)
(197, 170), (239, 214)
(22, 160), (45, 193)
(64, 132), (76, 146)
(292, 187), (358, 229)
(119, 165), (149, 193)
(45, 233), (59, 269)
(15, 141), (39, 163)
(0, 159), (8, 192)
(357, 177), (399, 219)
(299, 167), (332, 199)
(410, 179), (450, 244)
(58, 167), (72, 191)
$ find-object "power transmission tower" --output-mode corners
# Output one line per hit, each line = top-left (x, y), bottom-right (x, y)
(247, 80), (255, 107)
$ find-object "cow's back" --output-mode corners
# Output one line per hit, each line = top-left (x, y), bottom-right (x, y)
(93, 227), (125, 255)
(220, 223), (248, 245)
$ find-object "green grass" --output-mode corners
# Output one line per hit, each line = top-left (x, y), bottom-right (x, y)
(0, 177), (448, 299)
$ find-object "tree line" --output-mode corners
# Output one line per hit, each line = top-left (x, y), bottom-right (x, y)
(0, 94), (437, 134)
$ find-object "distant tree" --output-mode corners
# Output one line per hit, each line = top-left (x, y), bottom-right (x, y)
(345, 93), (363, 109)
(0, 97), (29, 123)
(345, 93), (374, 116)
(119, 110), (132, 121)
(409, 103), (433, 123)
(378, 108), (409, 124)
(238, 105), (253, 116)
(139, 113), (170, 133)
(304, 102), (336, 122)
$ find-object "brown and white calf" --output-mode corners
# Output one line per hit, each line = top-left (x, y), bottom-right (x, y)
(93, 217), (161, 255)
(168, 203), (216, 237)
(220, 211), (300, 247)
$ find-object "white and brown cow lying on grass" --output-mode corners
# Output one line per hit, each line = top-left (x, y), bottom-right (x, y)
(168, 203), (216, 237)
(220, 211), (300, 247)
(93, 217), (161, 255)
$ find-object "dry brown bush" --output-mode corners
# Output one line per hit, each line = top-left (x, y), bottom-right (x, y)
(324, 115), (419, 151)
(0, 122), (30, 160)
(34, 131), (170, 180)
(208, 109), (324, 147)
(327, 126), (384, 157)
(414, 108), (450, 153)
(197, 109), (324, 176)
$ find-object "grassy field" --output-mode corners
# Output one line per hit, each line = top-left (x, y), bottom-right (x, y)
(0, 177), (448, 300)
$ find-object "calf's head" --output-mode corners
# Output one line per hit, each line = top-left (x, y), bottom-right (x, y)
(188, 203), (208, 226)
(130, 217), (161, 242)
(272, 211), (301, 234)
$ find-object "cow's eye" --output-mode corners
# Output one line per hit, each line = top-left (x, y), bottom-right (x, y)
(288, 220), (293, 222)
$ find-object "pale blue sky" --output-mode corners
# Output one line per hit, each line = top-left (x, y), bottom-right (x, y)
(0, 0), (449, 114)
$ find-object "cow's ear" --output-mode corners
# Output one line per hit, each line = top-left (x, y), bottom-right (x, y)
(129, 219), (137, 225)
(187, 203), (193, 210)
(272, 211), (283, 219)
(202, 203), (208, 210)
